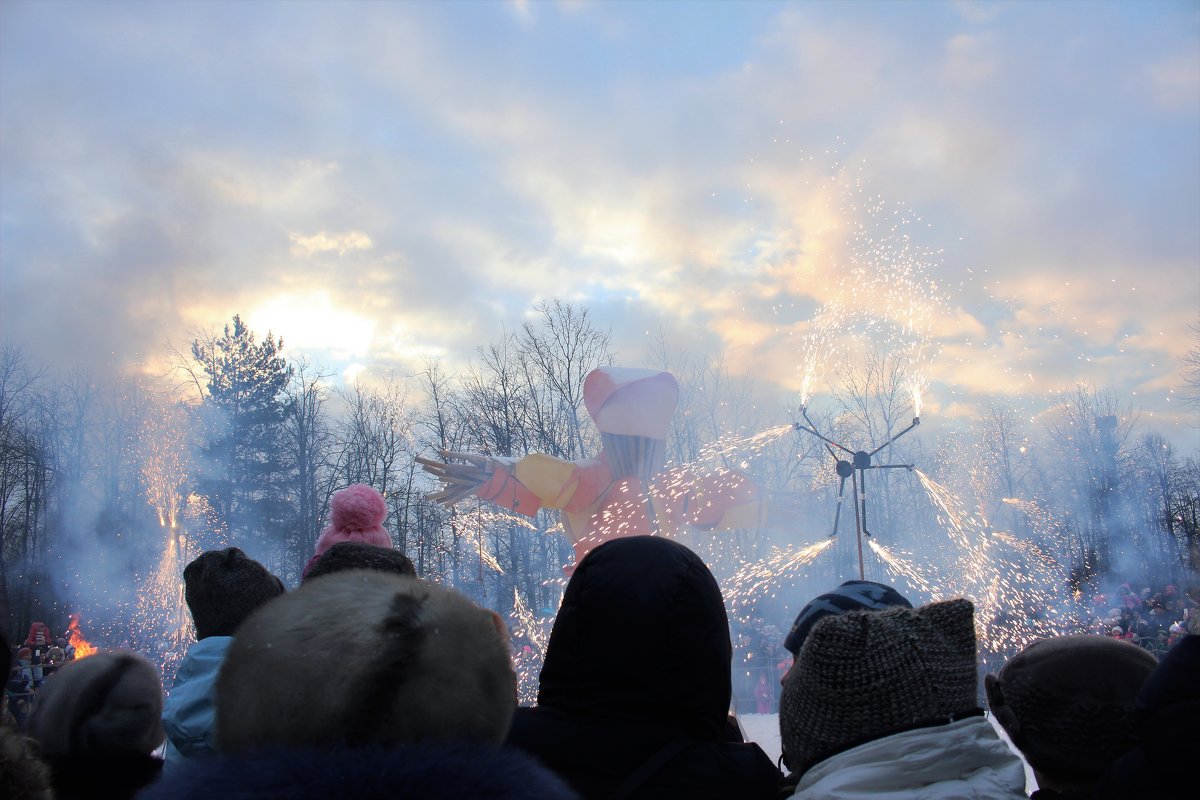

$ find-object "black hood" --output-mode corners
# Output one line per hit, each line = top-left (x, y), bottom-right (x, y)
(537, 535), (732, 740)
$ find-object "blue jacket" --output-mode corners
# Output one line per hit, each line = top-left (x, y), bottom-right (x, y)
(161, 636), (232, 769)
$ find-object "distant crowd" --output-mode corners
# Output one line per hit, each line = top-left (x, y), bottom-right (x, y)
(1, 483), (1196, 799)
(1084, 580), (1198, 655)
(4, 624), (79, 728)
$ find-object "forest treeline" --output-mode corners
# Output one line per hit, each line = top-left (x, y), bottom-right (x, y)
(1, 300), (1198, 645)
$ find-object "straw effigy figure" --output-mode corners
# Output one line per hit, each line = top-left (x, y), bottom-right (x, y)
(420, 367), (796, 574)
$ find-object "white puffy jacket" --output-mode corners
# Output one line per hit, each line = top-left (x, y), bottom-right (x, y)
(789, 715), (1027, 799)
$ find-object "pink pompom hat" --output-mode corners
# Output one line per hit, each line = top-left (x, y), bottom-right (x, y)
(314, 484), (392, 556)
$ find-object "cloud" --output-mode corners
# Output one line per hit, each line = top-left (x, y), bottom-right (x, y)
(288, 230), (374, 257)
(1, 1), (1196, 450)
(1145, 49), (1200, 112)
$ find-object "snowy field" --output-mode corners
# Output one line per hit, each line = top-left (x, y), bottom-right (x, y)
(737, 713), (1037, 795)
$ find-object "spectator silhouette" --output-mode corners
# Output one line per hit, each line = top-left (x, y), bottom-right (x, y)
(301, 540), (415, 583)
(506, 535), (782, 799)
(25, 650), (164, 800)
(142, 571), (573, 799)
(302, 483), (394, 578)
(985, 634), (1156, 799)
(1092, 634), (1199, 799)
(779, 599), (1025, 798)
(161, 547), (285, 770)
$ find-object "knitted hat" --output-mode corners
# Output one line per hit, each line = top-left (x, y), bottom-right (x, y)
(26, 651), (164, 757)
(984, 634), (1157, 783)
(216, 571), (515, 754)
(583, 367), (679, 438)
(184, 548), (285, 639)
(779, 598), (978, 773)
(314, 484), (392, 556)
(783, 580), (912, 656)
(302, 541), (416, 582)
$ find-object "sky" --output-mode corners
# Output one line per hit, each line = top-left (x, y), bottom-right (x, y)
(1, 0), (1198, 446)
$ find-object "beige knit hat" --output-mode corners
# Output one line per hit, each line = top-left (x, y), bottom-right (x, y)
(26, 650), (164, 758)
(984, 634), (1156, 783)
(779, 598), (978, 773)
(216, 571), (516, 753)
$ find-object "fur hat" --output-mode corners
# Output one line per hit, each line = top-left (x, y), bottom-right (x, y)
(779, 598), (978, 773)
(784, 580), (912, 656)
(26, 651), (164, 757)
(216, 571), (516, 754)
(302, 541), (416, 582)
(583, 367), (678, 439)
(184, 548), (286, 639)
(314, 484), (392, 555)
(985, 634), (1157, 783)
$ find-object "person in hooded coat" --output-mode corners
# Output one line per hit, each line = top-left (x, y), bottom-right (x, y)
(1091, 634), (1199, 800)
(506, 535), (782, 799)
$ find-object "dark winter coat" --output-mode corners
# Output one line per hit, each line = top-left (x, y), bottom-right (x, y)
(45, 753), (162, 800)
(134, 741), (576, 800)
(506, 536), (782, 799)
(1092, 634), (1199, 800)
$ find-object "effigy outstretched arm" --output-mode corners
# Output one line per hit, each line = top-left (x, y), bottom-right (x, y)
(419, 450), (602, 519)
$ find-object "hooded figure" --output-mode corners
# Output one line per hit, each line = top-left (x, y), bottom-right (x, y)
(506, 535), (782, 799)
(1092, 634), (1200, 800)
(141, 571), (573, 800)
(422, 367), (799, 573)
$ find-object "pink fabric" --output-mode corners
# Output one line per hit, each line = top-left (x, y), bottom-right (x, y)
(582, 367), (679, 438)
(314, 484), (392, 555)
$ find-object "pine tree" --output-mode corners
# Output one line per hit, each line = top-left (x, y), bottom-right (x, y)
(190, 315), (293, 552)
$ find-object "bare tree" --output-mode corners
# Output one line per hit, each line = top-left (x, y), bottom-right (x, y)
(281, 359), (336, 580)
(518, 300), (613, 459)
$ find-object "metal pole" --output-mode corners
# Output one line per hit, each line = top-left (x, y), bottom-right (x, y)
(851, 471), (866, 580)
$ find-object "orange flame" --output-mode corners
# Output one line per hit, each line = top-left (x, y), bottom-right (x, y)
(67, 614), (98, 659)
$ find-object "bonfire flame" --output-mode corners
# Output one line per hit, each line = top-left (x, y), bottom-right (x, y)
(67, 613), (98, 659)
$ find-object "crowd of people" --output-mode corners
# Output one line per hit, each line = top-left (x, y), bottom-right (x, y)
(4, 623), (79, 728)
(0, 482), (1196, 799)
(1083, 579), (1198, 655)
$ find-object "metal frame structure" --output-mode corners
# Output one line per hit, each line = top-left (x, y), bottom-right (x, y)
(793, 408), (920, 579)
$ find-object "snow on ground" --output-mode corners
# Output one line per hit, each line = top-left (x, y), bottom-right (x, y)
(737, 714), (782, 766)
(736, 713), (1037, 795)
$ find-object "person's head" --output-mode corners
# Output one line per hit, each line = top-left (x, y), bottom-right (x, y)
(783, 580), (912, 659)
(537, 535), (732, 740)
(779, 598), (978, 775)
(302, 541), (416, 583)
(184, 547), (285, 639)
(985, 634), (1157, 792)
(216, 571), (515, 754)
(314, 484), (392, 556)
(25, 650), (164, 759)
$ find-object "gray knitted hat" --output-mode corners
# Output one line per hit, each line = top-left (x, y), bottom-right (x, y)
(184, 547), (285, 639)
(779, 598), (978, 773)
(26, 650), (164, 758)
(984, 634), (1156, 783)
